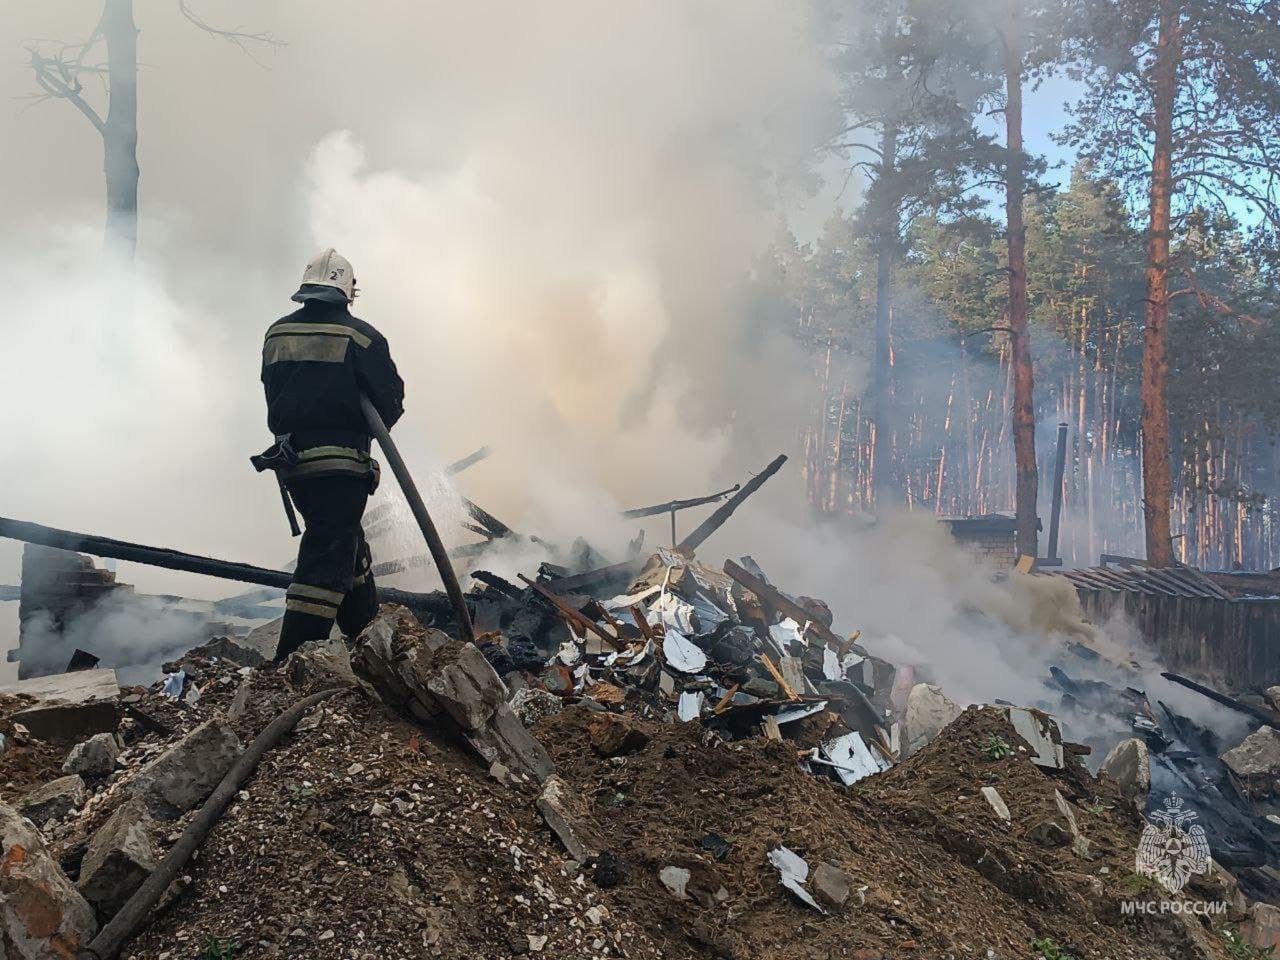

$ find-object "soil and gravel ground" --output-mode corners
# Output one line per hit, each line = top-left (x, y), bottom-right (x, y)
(5, 617), (1239, 960)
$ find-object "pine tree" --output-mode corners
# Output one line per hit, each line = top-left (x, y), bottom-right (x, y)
(1064, 0), (1280, 565)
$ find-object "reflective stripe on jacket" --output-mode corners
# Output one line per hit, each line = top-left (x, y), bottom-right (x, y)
(259, 300), (405, 479)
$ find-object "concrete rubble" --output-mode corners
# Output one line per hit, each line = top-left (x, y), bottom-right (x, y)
(354, 606), (553, 782)
(535, 774), (590, 861)
(810, 861), (853, 910)
(903, 682), (962, 756)
(76, 796), (156, 920)
(17, 773), (87, 827)
(0, 800), (97, 959)
(1, 668), (120, 742)
(127, 716), (243, 818)
(1222, 725), (1280, 798)
(62, 731), (120, 778)
(1100, 736), (1151, 803)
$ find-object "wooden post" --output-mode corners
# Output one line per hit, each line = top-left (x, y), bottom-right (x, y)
(676, 454), (787, 555)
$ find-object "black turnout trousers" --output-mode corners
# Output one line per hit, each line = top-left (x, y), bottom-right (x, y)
(273, 475), (377, 662)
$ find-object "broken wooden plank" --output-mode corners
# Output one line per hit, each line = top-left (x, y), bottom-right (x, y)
(444, 445), (491, 477)
(621, 484), (741, 519)
(760, 654), (800, 701)
(676, 454), (787, 555)
(724, 558), (845, 651)
(0, 516), (294, 590)
(464, 499), (516, 540)
(543, 560), (641, 594)
(470, 570), (523, 600)
(630, 605), (654, 641)
(712, 684), (740, 714)
(837, 630), (862, 657)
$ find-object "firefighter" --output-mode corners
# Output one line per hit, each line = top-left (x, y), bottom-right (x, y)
(252, 248), (404, 663)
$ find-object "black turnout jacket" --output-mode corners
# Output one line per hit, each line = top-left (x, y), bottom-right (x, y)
(258, 300), (404, 482)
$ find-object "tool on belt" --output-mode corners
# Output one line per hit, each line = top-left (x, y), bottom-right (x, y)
(250, 436), (302, 537)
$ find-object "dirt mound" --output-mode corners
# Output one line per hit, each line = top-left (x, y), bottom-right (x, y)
(5, 616), (1239, 960)
(0, 694), (66, 801)
(533, 704), (1231, 960)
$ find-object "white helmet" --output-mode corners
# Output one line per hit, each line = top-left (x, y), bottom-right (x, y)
(292, 247), (356, 303)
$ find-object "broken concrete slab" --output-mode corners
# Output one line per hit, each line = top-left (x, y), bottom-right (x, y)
(536, 775), (589, 861)
(241, 616), (284, 659)
(3, 669), (120, 743)
(586, 713), (650, 757)
(17, 774), (87, 827)
(1100, 737), (1151, 803)
(903, 683), (961, 756)
(811, 862), (852, 909)
(352, 606), (450, 726)
(28, 696), (107, 737)
(981, 785), (1011, 823)
(426, 644), (554, 782)
(0, 668), (119, 704)
(286, 637), (361, 690)
(0, 801), (97, 958)
(354, 605), (554, 783)
(227, 677), (252, 722)
(1267, 686), (1280, 714)
(1004, 706), (1065, 769)
(128, 717), (243, 819)
(1221, 725), (1280, 798)
(77, 796), (156, 921)
(62, 732), (120, 778)
(1053, 789), (1090, 859)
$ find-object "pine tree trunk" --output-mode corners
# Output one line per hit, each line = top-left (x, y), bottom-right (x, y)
(1004, 1), (1039, 558)
(103, 0), (139, 256)
(872, 124), (898, 508)
(1140, 0), (1180, 566)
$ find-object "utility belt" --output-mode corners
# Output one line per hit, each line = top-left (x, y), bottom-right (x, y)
(251, 434), (380, 535)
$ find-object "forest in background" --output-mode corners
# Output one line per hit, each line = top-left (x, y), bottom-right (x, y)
(770, 0), (1280, 571)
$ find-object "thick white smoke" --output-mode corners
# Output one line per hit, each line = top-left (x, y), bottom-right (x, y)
(0, 0), (1228, 758)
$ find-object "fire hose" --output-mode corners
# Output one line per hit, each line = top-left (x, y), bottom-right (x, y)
(77, 688), (343, 960)
(360, 395), (476, 645)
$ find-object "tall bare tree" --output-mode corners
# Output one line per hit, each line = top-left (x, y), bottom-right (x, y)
(26, 0), (276, 258)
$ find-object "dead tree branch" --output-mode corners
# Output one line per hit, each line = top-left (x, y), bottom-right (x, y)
(178, 0), (283, 62)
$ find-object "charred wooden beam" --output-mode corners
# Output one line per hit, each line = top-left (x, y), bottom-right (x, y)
(1159, 671), (1280, 727)
(464, 498), (516, 540)
(0, 515), (434, 610)
(542, 560), (640, 594)
(444, 445), (491, 476)
(620, 484), (741, 519)
(676, 454), (787, 555)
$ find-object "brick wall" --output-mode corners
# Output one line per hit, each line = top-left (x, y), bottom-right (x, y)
(941, 516), (1017, 573)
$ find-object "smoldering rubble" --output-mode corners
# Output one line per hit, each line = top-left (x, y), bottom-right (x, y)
(4, 524), (1280, 959)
